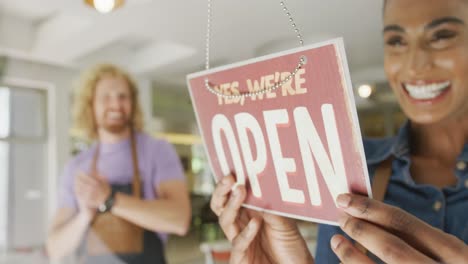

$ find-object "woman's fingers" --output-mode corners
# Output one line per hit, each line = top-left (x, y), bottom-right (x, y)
(210, 175), (236, 216)
(337, 194), (465, 261)
(337, 194), (422, 234)
(209, 174), (249, 241)
(331, 235), (374, 264)
(218, 185), (247, 241)
(339, 214), (436, 264)
(230, 217), (262, 264)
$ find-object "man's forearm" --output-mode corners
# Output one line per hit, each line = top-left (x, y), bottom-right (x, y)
(46, 212), (92, 260)
(111, 193), (191, 236)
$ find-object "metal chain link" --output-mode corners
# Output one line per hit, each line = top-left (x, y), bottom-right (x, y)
(204, 0), (307, 99)
(280, 1), (304, 46)
(205, 0), (212, 70)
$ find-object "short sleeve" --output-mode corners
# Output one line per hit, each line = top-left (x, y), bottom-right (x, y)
(57, 160), (78, 209)
(152, 140), (186, 187)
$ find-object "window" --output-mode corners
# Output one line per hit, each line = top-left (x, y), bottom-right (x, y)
(0, 142), (9, 250)
(0, 87), (9, 250)
(0, 87), (10, 139)
(0, 85), (48, 253)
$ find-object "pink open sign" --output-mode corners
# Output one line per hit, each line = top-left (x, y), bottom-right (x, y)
(187, 38), (371, 225)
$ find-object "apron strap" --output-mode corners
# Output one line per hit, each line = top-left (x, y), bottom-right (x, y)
(129, 129), (141, 198)
(91, 129), (141, 198)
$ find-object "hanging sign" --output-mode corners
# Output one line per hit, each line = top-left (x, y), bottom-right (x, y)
(187, 38), (371, 225)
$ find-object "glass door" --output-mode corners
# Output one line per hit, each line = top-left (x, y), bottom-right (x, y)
(0, 85), (48, 254)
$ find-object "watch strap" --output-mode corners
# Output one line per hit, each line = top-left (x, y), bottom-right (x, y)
(99, 188), (116, 213)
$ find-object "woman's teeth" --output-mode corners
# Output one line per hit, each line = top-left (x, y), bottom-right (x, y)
(404, 81), (451, 100)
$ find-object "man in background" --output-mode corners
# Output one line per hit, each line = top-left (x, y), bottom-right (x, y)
(46, 64), (190, 264)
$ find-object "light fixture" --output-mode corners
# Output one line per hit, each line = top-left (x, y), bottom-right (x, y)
(84, 0), (125, 14)
(358, 84), (373, 99)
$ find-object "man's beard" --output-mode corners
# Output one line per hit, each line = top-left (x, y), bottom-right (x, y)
(103, 122), (130, 134)
(101, 117), (131, 134)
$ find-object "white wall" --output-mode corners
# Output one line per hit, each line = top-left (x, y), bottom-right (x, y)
(134, 77), (156, 133)
(0, 13), (35, 51)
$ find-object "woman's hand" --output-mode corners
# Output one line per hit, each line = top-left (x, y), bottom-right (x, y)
(210, 174), (314, 264)
(331, 194), (468, 264)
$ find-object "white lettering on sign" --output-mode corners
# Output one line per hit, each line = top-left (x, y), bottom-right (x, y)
(264, 109), (304, 204)
(212, 115), (246, 185)
(294, 105), (348, 206)
(211, 104), (348, 207)
(234, 113), (267, 198)
(245, 69), (308, 102)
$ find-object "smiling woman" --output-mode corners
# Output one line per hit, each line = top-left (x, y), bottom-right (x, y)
(383, 0), (468, 125)
(209, 0), (468, 263)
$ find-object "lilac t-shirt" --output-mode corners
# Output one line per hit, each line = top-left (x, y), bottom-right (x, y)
(58, 132), (185, 240)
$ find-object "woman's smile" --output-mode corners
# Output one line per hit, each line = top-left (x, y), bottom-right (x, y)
(402, 80), (451, 103)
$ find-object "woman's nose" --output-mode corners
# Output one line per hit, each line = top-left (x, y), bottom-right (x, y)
(405, 46), (433, 77)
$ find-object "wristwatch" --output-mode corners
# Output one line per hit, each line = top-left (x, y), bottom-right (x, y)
(98, 189), (116, 213)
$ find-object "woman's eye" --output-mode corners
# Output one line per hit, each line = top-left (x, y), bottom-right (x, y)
(431, 30), (457, 42)
(385, 36), (405, 47)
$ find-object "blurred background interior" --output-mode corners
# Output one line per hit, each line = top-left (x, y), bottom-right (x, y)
(0, 0), (404, 263)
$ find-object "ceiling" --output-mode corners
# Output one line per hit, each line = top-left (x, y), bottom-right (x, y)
(0, 0), (388, 87)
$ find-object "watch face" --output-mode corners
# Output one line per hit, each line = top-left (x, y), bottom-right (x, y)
(98, 190), (115, 213)
(98, 203), (107, 213)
